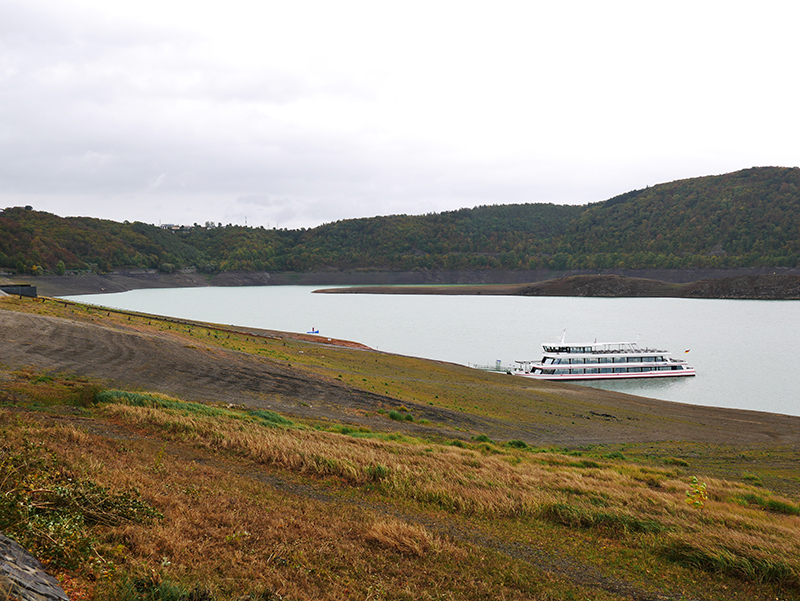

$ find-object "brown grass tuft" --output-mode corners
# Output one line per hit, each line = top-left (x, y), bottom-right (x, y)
(365, 518), (441, 557)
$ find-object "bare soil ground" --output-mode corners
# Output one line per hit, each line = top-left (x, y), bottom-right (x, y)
(3, 301), (800, 450)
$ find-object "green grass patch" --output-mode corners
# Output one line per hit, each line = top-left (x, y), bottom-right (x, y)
(539, 503), (665, 535)
(741, 472), (764, 487)
(738, 493), (800, 516)
(249, 409), (294, 427)
(113, 575), (218, 601)
(95, 390), (294, 428)
(660, 542), (800, 588)
(573, 459), (602, 469)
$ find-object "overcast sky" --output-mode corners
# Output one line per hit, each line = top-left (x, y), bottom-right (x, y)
(2, 1), (799, 230)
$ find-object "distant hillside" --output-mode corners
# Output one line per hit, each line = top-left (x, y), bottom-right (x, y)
(559, 166), (800, 269)
(2, 166), (799, 275)
(0, 207), (203, 274)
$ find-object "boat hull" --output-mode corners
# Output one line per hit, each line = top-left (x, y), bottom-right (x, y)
(513, 369), (695, 381)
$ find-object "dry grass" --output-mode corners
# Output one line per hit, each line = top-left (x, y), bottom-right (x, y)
(2, 392), (799, 599)
(2, 410), (607, 601)
(94, 392), (800, 595)
(364, 518), (456, 558)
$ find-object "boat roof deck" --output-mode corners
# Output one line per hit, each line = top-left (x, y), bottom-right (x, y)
(542, 343), (668, 354)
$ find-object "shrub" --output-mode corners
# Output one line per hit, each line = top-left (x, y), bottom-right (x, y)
(0, 438), (161, 569)
(685, 476), (708, 512)
(506, 439), (528, 449)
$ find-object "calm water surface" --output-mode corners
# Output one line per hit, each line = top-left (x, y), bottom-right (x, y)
(64, 287), (800, 417)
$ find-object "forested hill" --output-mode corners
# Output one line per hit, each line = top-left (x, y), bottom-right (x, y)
(2, 166), (799, 275)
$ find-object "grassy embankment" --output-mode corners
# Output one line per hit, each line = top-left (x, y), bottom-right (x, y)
(2, 297), (800, 600)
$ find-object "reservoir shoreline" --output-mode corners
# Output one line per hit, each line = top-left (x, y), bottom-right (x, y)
(5, 267), (800, 299)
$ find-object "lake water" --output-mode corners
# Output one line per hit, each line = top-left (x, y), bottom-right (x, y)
(63, 287), (800, 418)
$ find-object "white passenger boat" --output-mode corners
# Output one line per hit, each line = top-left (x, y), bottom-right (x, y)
(513, 336), (695, 380)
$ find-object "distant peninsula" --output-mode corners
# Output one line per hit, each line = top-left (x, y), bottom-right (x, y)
(315, 273), (800, 300)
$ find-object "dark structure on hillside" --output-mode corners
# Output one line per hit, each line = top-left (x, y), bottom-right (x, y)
(0, 284), (37, 297)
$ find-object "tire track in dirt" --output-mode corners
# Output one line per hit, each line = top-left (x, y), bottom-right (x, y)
(0, 309), (491, 438)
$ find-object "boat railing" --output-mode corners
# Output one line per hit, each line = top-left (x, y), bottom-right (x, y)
(545, 348), (668, 355)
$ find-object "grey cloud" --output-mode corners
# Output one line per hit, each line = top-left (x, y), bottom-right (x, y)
(3, 1), (792, 232)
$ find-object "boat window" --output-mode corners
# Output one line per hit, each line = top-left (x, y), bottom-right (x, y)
(586, 368), (598, 374)
(600, 368), (612, 373)
(628, 367), (642, 372)
(544, 358), (554, 365)
(614, 357), (626, 363)
(585, 358), (597, 364)
(629, 357), (642, 362)
(613, 367), (624, 373)
(643, 356), (655, 362)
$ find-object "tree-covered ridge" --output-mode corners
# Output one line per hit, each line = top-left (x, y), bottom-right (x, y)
(271, 203), (583, 271)
(557, 166), (800, 269)
(0, 208), (203, 274)
(2, 166), (799, 274)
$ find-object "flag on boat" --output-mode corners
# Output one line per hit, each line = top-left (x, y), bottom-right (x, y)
(685, 349), (690, 353)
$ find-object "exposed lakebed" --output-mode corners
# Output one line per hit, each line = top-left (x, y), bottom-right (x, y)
(64, 286), (800, 418)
